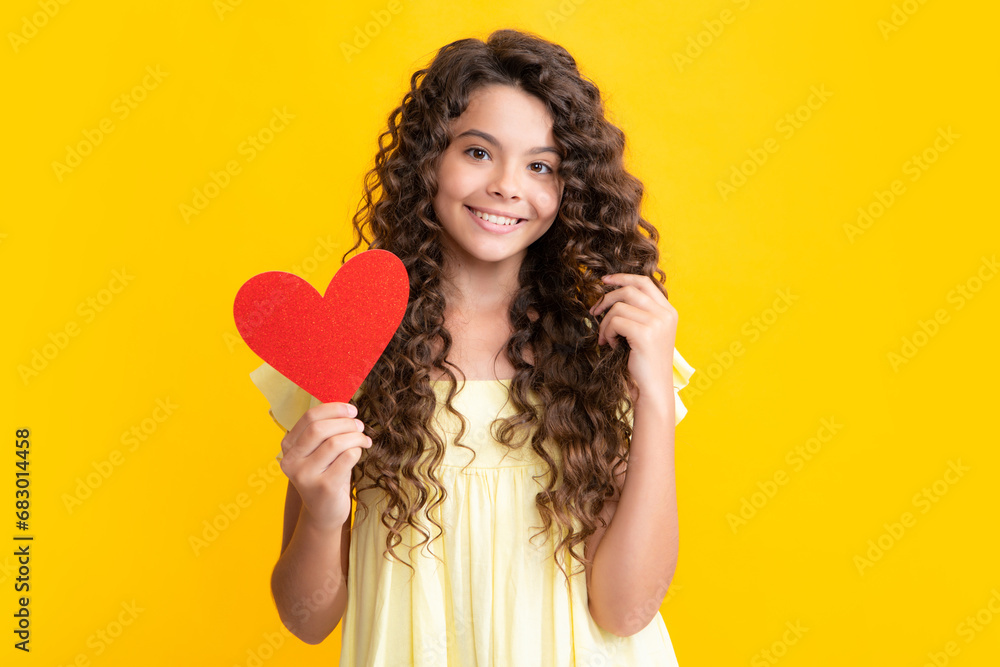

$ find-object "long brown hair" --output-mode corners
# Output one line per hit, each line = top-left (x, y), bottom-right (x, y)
(341, 28), (669, 585)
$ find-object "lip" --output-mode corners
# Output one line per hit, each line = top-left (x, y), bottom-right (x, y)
(465, 205), (525, 235)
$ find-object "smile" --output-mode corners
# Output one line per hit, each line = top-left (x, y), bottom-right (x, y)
(465, 206), (525, 234)
(466, 206), (524, 225)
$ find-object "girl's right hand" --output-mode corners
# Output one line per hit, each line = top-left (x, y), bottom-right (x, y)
(278, 401), (371, 531)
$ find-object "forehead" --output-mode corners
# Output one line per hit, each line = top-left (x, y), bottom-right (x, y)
(451, 85), (555, 143)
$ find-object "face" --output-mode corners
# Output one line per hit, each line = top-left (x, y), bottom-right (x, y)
(431, 84), (564, 272)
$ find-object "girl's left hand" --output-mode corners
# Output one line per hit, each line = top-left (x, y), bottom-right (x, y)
(589, 273), (678, 405)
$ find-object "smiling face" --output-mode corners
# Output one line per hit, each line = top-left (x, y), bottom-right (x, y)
(432, 84), (564, 276)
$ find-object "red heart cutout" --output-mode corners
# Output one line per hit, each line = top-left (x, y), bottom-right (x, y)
(234, 249), (409, 404)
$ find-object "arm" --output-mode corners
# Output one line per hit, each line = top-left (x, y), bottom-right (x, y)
(270, 479), (352, 645)
(586, 391), (678, 637)
(585, 272), (682, 637)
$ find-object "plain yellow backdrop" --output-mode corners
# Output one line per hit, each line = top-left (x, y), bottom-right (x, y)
(3, 0), (998, 665)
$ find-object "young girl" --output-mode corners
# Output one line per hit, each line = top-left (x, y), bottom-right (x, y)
(252, 28), (696, 666)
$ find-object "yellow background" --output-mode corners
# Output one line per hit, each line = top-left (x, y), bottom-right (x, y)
(3, 0), (998, 665)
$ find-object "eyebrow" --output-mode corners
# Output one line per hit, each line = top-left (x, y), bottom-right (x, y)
(455, 129), (561, 158)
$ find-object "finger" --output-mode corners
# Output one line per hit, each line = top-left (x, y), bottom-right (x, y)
(598, 302), (653, 347)
(599, 273), (670, 309)
(613, 315), (649, 350)
(282, 401), (357, 454)
(296, 436), (368, 487)
(310, 431), (371, 472)
(290, 431), (369, 486)
(603, 273), (668, 307)
(320, 439), (368, 475)
(320, 445), (364, 479)
(591, 283), (658, 319)
(283, 410), (365, 460)
(303, 431), (371, 468)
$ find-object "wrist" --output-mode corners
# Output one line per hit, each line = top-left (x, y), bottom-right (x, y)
(632, 388), (675, 424)
(299, 507), (347, 537)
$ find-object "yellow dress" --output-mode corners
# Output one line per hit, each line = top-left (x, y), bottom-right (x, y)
(249, 349), (696, 667)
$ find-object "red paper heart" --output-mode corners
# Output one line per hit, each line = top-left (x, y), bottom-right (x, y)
(234, 249), (409, 404)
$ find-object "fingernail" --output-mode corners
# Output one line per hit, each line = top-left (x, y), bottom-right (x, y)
(355, 419), (364, 430)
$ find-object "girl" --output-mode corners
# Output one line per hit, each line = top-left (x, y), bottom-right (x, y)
(252, 28), (696, 666)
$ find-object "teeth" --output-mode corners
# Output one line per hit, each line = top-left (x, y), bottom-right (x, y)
(470, 207), (519, 226)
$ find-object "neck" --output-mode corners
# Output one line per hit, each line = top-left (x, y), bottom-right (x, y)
(440, 251), (523, 316)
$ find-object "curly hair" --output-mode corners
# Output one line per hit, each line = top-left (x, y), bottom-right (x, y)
(340, 28), (670, 587)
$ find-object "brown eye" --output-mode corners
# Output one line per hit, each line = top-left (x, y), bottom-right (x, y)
(529, 162), (553, 174)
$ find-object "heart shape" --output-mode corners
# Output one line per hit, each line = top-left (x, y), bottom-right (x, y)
(234, 249), (409, 404)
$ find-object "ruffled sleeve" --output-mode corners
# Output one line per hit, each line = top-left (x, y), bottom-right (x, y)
(618, 347), (696, 429)
(248, 362), (322, 434)
(672, 347), (696, 426)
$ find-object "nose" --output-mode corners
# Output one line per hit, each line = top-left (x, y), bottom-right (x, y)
(489, 160), (521, 200)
